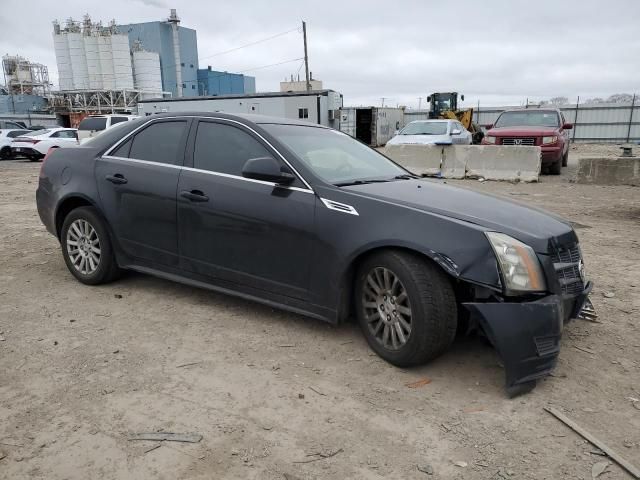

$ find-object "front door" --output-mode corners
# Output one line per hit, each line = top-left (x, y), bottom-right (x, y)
(96, 119), (191, 267)
(177, 119), (315, 300)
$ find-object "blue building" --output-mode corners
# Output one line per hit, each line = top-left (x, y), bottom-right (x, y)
(197, 67), (256, 96)
(0, 93), (48, 114)
(117, 19), (199, 98)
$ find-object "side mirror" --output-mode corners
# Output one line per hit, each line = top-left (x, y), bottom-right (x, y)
(563, 123), (573, 130)
(460, 94), (465, 101)
(451, 129), (462, 135)
(242, 157), (295, 185)
(426, 96), (431, 102)
(486, 123), (494, 130)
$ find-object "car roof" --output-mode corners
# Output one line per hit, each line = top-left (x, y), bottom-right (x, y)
(139, 111), (329, 128)
(409, 119), (453, 123)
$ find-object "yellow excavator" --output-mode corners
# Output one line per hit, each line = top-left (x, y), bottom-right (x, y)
(426, 92), (484, 144)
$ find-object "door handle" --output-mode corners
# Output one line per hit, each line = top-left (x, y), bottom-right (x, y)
(105, 174), (127, 185)
(180, 190), (209, 202)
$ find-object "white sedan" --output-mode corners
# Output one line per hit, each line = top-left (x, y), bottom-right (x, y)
(11, 128), (78, 161)
(387, 119), (472, 146)
(0, 129), (33, 159)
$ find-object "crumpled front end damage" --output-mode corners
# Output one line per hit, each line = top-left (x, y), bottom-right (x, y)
(463, 283), (594, 397)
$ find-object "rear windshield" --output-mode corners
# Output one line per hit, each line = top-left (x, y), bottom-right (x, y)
(78, 117), (108, 131)
(29, 129), (52, 136)
(400, 122), (448, 135)
(495, 111), (560, 128)
(7, 130), (31, 138)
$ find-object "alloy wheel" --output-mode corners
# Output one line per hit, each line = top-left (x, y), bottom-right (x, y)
(66, 219), (101, 275)
(362, 267), (412, 350)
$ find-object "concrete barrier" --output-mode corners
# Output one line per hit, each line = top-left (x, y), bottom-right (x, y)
(383, 144), (443, 176)
(576, 156), (640, 186)
(383, 144), (541, 182)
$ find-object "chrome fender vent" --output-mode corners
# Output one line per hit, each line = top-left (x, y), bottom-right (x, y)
(320, 198), (359, 216)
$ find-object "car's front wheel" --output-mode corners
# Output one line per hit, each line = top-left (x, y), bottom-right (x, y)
(355, 250), (457, 367)
(60, 207), (121, 285)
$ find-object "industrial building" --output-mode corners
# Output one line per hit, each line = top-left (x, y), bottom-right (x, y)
(197, 67), (256, 96)
(118, 9), (198, 98)
(137, 90), (343, 129)
(1, 55), (50, 114)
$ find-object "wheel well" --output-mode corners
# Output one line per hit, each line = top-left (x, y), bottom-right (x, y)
(338, 246), (457, 323)
(55, 197), (93, 238)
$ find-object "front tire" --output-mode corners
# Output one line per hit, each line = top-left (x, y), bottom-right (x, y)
(60, 206), (121, 285)
(355, 250), (457, 367)
(562, 151), (568, 167)
(548, 157), (562, 175)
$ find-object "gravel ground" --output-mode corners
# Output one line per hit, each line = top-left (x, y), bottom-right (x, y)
(0, 145), (639, 479)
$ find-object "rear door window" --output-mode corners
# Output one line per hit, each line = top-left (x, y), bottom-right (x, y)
(193, 121), (272, 176)
(110, 117), (129, 126)
(128, 121), (188, 165)
(78, 117), (107, 131)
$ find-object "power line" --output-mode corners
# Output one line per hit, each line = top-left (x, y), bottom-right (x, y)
(199, 26), (300, 61)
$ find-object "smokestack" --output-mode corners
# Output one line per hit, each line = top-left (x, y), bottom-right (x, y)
(168, 9), (183, 98)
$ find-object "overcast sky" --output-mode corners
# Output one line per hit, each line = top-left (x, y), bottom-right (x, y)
(1, 0), (638, 108)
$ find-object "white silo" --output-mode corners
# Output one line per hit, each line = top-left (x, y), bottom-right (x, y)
(98, 35), (115, 90)
(67, 31), (89, 89)
(84, 34), (102, 90)
(133, 49), (162, 99)
(111, 34), (134, 90)
(53, 23), (73, 90)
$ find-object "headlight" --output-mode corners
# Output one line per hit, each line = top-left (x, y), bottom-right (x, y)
(542, 136), (558, 145)
(486, 232), (547, 293)
(484, 135), (496, 144)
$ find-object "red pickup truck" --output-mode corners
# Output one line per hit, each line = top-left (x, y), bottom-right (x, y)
(481, 108), (572, 174)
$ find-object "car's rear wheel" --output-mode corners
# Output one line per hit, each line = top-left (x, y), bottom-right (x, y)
(60, 207), (121, 285)
(355, 250), (457, 367)
(0, 146), (12, 160)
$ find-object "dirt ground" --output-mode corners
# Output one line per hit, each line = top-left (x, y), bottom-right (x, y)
(1, 145), (639, 479)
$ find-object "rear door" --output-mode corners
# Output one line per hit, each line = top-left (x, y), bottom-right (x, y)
(177, 118), (315, 299)
(96, 119), (191, 267)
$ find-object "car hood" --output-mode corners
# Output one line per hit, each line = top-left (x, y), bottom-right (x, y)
(387, 134), (451, 145)
(488, 126), (558, 136)
(343, 179), (576, 252)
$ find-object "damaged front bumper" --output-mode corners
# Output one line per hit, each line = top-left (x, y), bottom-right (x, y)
(464, 282), (595, 397)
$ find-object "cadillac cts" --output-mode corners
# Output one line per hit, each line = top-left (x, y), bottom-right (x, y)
(36, 113), (596, 396)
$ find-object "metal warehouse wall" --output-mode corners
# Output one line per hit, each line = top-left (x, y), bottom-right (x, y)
(405, 101), (640, 143)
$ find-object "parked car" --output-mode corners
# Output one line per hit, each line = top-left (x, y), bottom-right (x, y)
(36, 113), (595, 396)
(482, 108), (572, 174)
(0, 129), (33, 159)
(77, 114), (138, 143)
(0, 119), (28, 130)
(11, 128), (78, 161)
(387, 119), (473, 146)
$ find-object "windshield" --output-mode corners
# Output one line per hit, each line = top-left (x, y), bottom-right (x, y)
(78, 117), (108, 131)
(400, 122), (448, 135)
(494, 110), (560, 128)
(262, 124), (409, 185)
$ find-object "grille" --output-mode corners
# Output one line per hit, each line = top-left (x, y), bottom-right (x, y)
(551, 244), (584, 295)
(501, 137), (536, 146)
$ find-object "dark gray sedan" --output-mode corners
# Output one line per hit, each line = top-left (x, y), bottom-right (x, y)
(36, 113), (595, 396)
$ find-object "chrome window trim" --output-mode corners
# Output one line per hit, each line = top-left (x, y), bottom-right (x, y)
(102, 115), (314, 192)
(181, 166), (314, 194)
(320, 198), (359, 216)
(100, 156), (313, 194)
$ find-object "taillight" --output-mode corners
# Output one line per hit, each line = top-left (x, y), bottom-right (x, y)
(13, 138), (40, 144)
(40, 147), (57, 177)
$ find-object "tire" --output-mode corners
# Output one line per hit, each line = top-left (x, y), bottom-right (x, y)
(60, 206), (121, 285)
(562, 151), (568, 167)
(548, 157), (562, 175)
(0, 146), (11, 160)
(354, 250), (457, 367)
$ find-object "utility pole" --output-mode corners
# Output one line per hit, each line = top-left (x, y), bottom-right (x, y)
(418, 97), (422, 110)
(302, 21), (310, 92)
(381, 97), (386, 107)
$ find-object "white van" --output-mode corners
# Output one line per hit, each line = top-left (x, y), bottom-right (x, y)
(77, 115), (138, 143)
